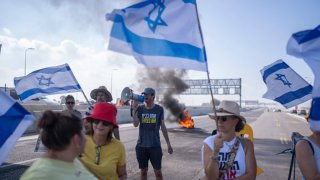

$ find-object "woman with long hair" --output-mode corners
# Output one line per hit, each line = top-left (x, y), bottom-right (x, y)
(80, 102), (127, 180)
(202, 100), (256, 180)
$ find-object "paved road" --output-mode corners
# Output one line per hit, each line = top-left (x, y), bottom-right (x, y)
(0, 109), (311, 180)
(252, 111), (311, 180)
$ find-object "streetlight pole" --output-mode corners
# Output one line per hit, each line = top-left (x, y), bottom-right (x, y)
(110, 69), (118, 97)
(24, 47), (35, 75)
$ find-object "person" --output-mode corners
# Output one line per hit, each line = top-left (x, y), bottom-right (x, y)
(202, 100), (256, 180)
(21, 111), (95, 180)
(62, 95), (82, 119)
(132, 87), (173, 180)
(80, 102), (127, 180)
(85, 86), (120, 140)
(295, 127), (320, 179)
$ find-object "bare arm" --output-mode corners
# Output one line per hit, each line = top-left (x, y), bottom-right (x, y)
(132, 109), (140, 127)
(203, 143), (220, 179)
(132, 100), (140, 127)
(234, 139), (256, 180)
(296, 140), (320, 180)
(160, 120), (173, 154)
(117, 164), (127, 180)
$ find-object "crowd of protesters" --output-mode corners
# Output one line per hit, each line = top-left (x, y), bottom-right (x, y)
(21, 86), (174, 180)
(20, 85), (319, 180)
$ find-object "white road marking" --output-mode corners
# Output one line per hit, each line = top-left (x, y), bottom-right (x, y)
(280, 134), (289, 144)
(18, 135), (38, 141)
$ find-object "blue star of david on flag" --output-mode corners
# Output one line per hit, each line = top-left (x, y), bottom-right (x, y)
(261, 59), (312, 108)
(275, 74), (291, 88)
(145, 0), (167, 33)
(106, 0), (207, 72)
(37, 75), (54, 86)
(14, 64), (82, 102)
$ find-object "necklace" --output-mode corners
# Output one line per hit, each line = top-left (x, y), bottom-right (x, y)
(224, 138), (236, 151)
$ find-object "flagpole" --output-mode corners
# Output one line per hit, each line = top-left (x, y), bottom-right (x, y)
(195, 2), (217, 119)
(81, 90), (91, 106)
(66, 64), (92, 106)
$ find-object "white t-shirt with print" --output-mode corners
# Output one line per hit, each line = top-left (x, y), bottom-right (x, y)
(202, 135), (246, 180)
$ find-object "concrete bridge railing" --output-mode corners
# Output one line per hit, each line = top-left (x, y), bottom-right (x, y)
(23, 105), (213, 135)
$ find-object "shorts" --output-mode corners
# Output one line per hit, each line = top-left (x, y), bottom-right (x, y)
(136, 146), (163, 170)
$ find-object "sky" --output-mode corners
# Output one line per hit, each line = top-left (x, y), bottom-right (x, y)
(0, 0), (319, 107)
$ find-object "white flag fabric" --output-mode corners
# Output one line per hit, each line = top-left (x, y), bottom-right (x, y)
(0, 90), (35, 165)
(14, 64), (81, 102)
(106, 0), (207, 71)
(287, 25), (320, 132)
(261, 59), (312, 108)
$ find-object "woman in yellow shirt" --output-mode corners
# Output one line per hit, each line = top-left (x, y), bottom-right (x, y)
(81, 102), (127, 180)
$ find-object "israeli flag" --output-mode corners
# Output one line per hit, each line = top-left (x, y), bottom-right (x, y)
(260, 59), (312, 108)
(287, 25), (320, 132)
(106, 0), (207, 72)
(14, 64), (81, 102)
(0, 90), (35, 165)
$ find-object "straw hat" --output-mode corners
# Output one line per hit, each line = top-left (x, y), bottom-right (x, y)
(87, 102), (118, 128)
(90, 86), (113, 102)
(208, 100), (246, 123)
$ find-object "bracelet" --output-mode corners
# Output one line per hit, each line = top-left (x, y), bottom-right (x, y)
(210, 155), (219, 161)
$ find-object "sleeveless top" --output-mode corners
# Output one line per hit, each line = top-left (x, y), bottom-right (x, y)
(301, 137), (320, 180)
(202, 135), (246, 180)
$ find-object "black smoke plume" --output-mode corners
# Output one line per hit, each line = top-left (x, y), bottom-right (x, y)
(135, 68), (189, 122)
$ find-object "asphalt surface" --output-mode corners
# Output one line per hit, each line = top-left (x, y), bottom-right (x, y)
(0, 109), (311, 180)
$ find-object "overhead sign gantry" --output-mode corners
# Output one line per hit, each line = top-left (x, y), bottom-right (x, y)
(182, 78), (242, 106)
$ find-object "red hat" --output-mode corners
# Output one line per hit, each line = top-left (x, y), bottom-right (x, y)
(87, 102), (118, 128)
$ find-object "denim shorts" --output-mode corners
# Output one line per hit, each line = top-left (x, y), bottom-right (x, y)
(136, 146), (163, 170)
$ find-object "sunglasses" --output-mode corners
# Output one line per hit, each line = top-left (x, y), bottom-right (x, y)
(216, 116), (236, 122)
(95, 146), (101, 165)
(92, 119), (112, 126)
(66, 101), (75, 105)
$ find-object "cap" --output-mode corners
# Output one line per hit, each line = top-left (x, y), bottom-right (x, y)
(142, 87), (155, 95)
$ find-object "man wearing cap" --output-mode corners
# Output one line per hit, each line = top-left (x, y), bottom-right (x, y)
(132, 87), (173, 180)
(85, 86), (120, 140)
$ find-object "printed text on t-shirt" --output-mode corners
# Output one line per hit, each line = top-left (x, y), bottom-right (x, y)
(141, 114), (157, 123)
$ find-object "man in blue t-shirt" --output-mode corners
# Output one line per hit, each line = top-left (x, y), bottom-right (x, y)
(132, 87), (173, 180)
